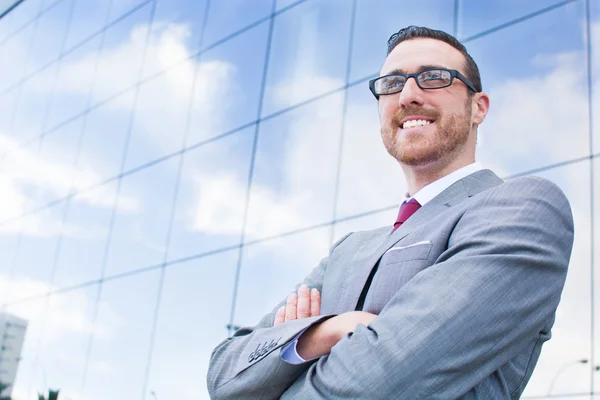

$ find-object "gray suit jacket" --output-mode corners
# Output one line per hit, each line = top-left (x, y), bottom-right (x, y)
(207, 170), (575, 399)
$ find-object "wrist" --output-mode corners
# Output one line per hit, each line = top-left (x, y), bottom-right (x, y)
(296, 319), (340, 360)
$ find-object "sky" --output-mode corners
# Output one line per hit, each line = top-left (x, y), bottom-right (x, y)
(0, 0), (599, 399)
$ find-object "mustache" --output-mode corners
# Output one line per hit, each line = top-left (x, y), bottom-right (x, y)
(392, 107), (439, 125)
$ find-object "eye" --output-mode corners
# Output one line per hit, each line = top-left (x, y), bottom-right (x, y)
(419, 70), (445, 81)
(384, 76), (405, 90)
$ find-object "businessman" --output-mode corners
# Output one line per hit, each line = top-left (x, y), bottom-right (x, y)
(207, 26), (574, 399)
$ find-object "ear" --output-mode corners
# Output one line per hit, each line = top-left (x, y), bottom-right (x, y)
(472, 92), (490, 125)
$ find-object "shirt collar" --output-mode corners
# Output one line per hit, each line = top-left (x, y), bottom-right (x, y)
(405, 162), (484, 206)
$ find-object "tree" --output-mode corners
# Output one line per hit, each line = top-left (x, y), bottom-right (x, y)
(0, 379), (11, 400)
(37, 389), (60, 400)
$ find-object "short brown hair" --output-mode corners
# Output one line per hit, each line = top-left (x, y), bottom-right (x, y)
(387, 26), (482, 92)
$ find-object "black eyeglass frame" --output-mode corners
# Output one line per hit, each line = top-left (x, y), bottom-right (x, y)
(368, 68), (479, 100)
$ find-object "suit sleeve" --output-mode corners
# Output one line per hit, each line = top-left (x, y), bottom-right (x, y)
(206, 233), (352, 399)
(281, 177), (575, 400)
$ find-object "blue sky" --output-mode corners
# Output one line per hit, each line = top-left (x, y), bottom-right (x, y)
(0, 0), (598, 399)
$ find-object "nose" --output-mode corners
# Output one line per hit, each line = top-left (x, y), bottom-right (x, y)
(398, 76), (425, 108)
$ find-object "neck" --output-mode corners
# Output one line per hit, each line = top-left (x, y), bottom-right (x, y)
(402, 154), (475, 196)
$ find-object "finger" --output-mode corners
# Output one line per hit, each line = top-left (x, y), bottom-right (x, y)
(296, 284), (310, 319)
(285, 293), (298, 321)
(310, 288), (321, 317)
(273, 306), (285, 326)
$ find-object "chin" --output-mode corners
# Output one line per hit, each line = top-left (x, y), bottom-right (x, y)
(395, 148), (444, 167)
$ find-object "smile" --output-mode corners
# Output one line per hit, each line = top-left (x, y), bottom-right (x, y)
(402, 119), (432, 129)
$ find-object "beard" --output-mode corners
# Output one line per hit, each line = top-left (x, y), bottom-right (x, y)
(381, 100), (472, 166)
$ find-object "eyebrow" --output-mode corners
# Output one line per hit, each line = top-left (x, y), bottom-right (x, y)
(382, 64), (449, 76)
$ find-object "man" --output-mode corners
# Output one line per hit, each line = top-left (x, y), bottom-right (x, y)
(207, 26), (574, 399)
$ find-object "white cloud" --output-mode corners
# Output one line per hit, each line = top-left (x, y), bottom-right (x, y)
(57, 22), (236, 148)
(0, 274), (118, 340)
(0, 134), (139, 236)
(0, 20), (239, 238)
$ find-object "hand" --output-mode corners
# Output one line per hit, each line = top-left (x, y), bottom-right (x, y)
(296, 311), (377, 360)
(273, 284), (321, 326)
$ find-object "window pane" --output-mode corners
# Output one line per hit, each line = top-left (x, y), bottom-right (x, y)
(145, 251), (237, 400)
(202, 0), (272, 46)
(74, 90), (135, 182)
(0, 22), (36, 92)
(125, 22), (269, 170)
(24, 0), (73, 77)
(245, 92), (344, 239)
(186, 22), (269, 147)
(51, 182), (118, 288)
(1, 0), (44, 37)
(62, 0), (110, 50)
(459, 0), (567, 39)
(3, 202), (66, 303)
(102, 156), (178, 278)
(81, 270), (161, 400)
(472, 1), (588, 176)
(335, 84), (405, 219)
(520, 161), (592, 395)
(233, 227), (330, 328)
(87, 3), (153, 106)
(9, 62), (61, 144)
(43, 32), (103, 130)
(27, 115), (86, 206)
(350, 0), (453, 82)
(141, 0), (209, 77)
(262, 0), (352, 116)
(167, 126), (255, 261)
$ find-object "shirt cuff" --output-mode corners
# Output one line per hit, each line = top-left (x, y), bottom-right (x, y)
(280, 332), (307, 365)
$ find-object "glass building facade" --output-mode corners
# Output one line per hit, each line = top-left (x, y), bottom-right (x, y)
(0, 0), (598, 399)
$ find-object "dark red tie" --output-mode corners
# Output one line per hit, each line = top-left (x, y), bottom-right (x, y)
(393, 199), (421, 232)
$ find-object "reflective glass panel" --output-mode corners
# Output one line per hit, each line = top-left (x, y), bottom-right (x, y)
(166, 126), (255, 262)
(350, 0), (453, 82)
(521, 162), (592, 396)
(102, 155), (179, 277)
(335, 84), (405, 219)
(472, 1), (588, 176)
(262, 0), (352, 116)
(145, 250), (237, 400)
(81, 270), (161, 400)
(234, 227), (330, 328)
(245, 92), (344, 239)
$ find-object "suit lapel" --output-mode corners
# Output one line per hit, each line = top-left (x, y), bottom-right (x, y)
(334, 169), (503, 314)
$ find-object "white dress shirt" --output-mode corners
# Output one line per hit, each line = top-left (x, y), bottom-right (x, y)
(281, 162), (485, 364)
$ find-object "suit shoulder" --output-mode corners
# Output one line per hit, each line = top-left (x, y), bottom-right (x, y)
(495, 175), (569, 202)
(353, 225), (390, 238)
(331, 226), (388, 250)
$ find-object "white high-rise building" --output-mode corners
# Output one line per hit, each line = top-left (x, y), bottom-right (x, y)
(0, 313), (27, 398)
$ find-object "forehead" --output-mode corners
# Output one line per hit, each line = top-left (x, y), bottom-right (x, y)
(380, 38), (466, 75)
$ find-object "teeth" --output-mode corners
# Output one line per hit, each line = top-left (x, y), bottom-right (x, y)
(402, 119), (432, 129)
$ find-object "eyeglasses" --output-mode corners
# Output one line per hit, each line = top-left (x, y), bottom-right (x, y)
(368, 68), (479, 99)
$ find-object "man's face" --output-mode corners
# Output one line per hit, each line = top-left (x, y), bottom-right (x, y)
(378, 38), (481, 168)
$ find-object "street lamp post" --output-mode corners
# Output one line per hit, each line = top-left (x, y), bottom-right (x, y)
(546, 358), (589, 396)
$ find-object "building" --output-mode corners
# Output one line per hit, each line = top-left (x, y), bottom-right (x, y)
(0, 313), (27, 398)
(0, 0), (598, 399)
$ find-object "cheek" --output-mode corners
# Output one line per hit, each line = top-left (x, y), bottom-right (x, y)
(379, 100), (396, 124)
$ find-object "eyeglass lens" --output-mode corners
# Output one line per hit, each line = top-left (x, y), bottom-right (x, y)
(376, 69), (452, 94)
